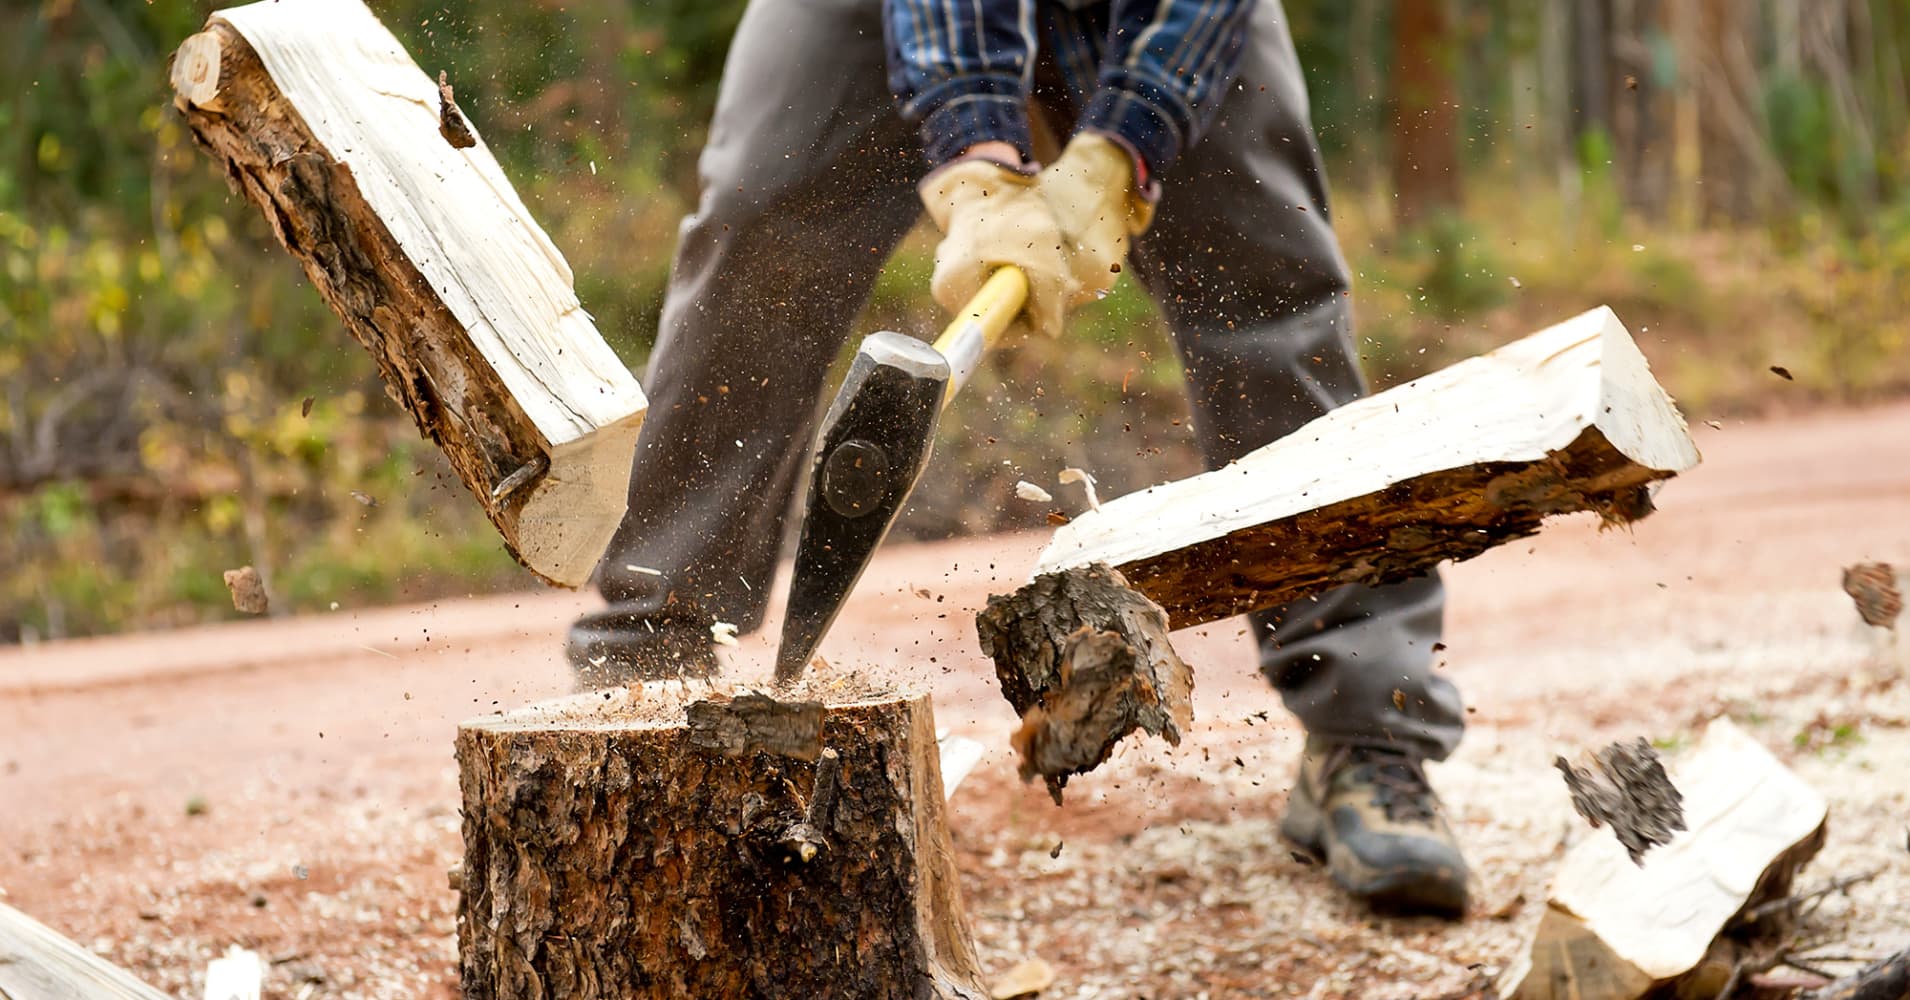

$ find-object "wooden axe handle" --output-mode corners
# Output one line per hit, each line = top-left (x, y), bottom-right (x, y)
(931, 266), (1028, 406)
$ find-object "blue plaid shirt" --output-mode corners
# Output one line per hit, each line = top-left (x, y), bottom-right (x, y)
(884, 0), (1255, 178)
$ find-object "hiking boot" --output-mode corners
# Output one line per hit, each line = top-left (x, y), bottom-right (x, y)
(1281, 737), (1470, 916)
(566, 605), (720, 689)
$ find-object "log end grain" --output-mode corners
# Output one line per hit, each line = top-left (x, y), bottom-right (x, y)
(170, 29), (225, 112)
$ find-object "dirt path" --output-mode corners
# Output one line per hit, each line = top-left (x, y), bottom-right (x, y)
(3, 403), (1908, 998)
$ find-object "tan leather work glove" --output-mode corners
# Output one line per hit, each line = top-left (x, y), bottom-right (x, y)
(1034, 132), (1156, 304)
(921, 159), (1078, 339)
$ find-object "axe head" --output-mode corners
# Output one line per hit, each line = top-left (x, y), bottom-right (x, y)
(774, 332), (949, 683)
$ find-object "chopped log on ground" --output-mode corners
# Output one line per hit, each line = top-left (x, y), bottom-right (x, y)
(1800, 945), (1910, 1000)
(170, 0), (646, 587)
(0, 901), (171, 1000)
(1554, 737), (1687, 864)
(456, 678), (986, 1000)
(1029, 306), (1698, 627)
(1501, 719), (1830, 1000)
(975, 563), (1191, 802)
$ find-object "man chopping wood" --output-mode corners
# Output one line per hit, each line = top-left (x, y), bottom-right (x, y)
(569, 0), (1471, 915)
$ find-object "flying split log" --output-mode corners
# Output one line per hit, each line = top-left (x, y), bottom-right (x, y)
(980, 307), (1699, 784)
(455, 678), (987, 1000)
(170, 0), (646, 586)
(1034, 305), (1698, 623)
(1502, 719), (1830, 1000)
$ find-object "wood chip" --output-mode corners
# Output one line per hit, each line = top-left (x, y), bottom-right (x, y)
(686, 693), (825, 762)
(989, 957), (1056, 999)
(222, 566), (269, 615)
(1842, 562), (1902, 629)
(436, 70), (476, 149)
(1555, 737), (1686, 864)
(1015, 481), (1054, 503)
(1057, 467), (1100, 510)
(206, 946), (263, 1000)
(936, 733), (985, 801)
(979, 564), (1192, 803)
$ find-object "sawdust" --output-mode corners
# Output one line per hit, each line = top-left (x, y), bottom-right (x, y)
(466, 670), (906, 732)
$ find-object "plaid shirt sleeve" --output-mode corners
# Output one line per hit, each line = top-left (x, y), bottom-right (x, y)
(1083, 0), (1255, 177)
(883, 0), (1039, 167)
(884, 0), (1254, 176)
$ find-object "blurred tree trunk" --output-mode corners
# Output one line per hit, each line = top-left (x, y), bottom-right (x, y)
(1538, 0), (1582, 210)
(1346, 0), (1383, 189)
(1694, 0), (1784, 221)
(1668, 0), (1703, 228)
(1570, 0), (1613, 149)
(1390, 0), (1461, 228)
(1872, 1), (1909, 146)
(1608, 0), (1673, 218)
(1804, 0), (1879, 213)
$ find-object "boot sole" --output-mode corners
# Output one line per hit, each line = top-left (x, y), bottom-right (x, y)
(1280, 788), (1468, 917)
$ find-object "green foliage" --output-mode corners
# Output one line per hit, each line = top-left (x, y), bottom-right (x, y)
(1397, 214), (1509, 321)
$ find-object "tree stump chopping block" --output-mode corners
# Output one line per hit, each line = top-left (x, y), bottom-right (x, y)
(455, 680), (986, 1000)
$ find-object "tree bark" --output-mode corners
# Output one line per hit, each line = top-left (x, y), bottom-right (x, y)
(169, 0), (647, 587)
(1390, 0), (1463, 228)
(975, 563), (1192, 803)
(456, 682), (986, 1000)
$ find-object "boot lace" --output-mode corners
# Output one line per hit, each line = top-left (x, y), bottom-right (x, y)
(1328, 746), (1438, 824)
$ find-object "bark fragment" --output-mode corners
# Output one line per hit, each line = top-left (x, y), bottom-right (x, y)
(686, 691), (826, 762)
(1554, 737), (1687, 864)
(976, 563), (1191, 802)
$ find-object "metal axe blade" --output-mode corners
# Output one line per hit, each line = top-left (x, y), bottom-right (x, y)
(773, 332), (949, 683)
(773, 267), (1028, 684)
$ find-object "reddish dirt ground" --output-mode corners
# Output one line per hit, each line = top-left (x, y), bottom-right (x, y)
(4, 402), (1909, 998)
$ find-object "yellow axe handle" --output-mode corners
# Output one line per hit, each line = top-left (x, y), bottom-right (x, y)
(930, 266), (1028, 407)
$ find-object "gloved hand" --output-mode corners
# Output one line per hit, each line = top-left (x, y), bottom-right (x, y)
(1034, 132), (1156, 303)
(921, 158), (1078, 339)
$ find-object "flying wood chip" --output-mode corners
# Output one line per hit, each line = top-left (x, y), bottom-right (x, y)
(436, 70), (476, 149)
(1554, 737), (1686, 864)
(1843, 562), (1903, 629)
(222, 565), (268, 614)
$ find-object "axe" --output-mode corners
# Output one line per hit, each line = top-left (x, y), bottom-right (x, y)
(773, 267), (1029, 684)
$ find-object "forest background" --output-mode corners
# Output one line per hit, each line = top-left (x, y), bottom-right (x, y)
(5, 0), (1907, 640)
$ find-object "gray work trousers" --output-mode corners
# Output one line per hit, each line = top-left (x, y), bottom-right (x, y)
(596, 0), (1465, 760)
